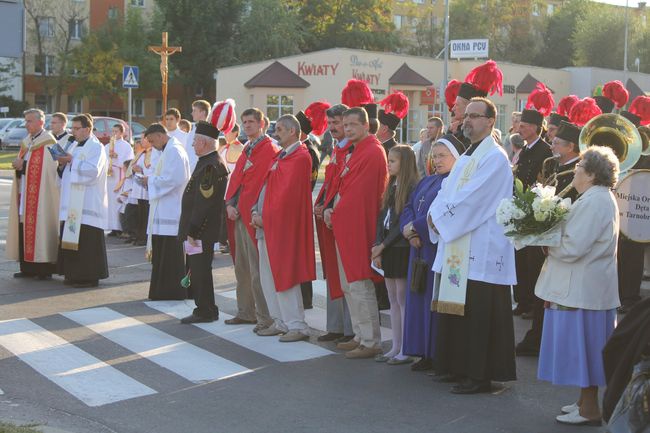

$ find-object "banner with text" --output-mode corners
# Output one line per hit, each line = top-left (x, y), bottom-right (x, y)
(450, 39), (489, 59)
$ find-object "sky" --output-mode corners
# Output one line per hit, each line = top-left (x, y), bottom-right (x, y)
(595, 0), (644, 6)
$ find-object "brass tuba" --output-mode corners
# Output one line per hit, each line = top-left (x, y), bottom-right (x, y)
(579, 113), (642, 173)
(639, 125), (650, 157)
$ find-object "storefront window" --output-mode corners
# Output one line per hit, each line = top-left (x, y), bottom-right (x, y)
(266, 95), (293, 121)
(496, 104), (507, 136)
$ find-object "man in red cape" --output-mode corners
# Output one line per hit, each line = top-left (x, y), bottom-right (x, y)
(225, 108), (278, 332)
(314, 103), (355, 343)
(324, 107), (388, 359)
(251, 115), (315, 342)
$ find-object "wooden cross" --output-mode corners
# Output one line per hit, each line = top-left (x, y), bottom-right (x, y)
(148, 32), (182, 116)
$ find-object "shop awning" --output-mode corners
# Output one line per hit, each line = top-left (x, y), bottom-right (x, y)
(389, 63), (432, 87)
(244, 61), (310, 89)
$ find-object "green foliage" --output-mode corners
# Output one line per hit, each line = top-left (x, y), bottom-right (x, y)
(535, 0), (590, 68)
(0, 96), (29, 117)
(291, 0), (399, 52)
(154, 0), (243, 99)
(71, 32), (123, 100)
(235, 0), (303, 64)
(572, 4), (629, 69)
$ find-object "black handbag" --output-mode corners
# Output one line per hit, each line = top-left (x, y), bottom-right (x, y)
(410, 248), (428, 294)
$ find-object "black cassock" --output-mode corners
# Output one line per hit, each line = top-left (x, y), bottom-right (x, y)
(178, 150), (228, 319)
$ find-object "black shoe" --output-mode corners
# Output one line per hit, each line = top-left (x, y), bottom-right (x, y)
(303, 304), (313, 310)
(72, 280), (99, 288)
(13, 272), (32, 278)
(34, 274), (52, 281)
(411, 358), (434, 371)
(432, 373), (461, 383)
(334, 335), (354, 343)
(450, 378), (491, 395)
(512, 304), (530, 316)
(180, 313), (215, 324)
(515, 340), (540, 357)
(317, 332), (343, 342)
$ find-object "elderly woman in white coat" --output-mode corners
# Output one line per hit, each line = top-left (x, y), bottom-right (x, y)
(535, 146), (620, 427)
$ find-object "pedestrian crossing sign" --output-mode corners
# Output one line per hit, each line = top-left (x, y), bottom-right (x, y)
(123, 65), (139, 88)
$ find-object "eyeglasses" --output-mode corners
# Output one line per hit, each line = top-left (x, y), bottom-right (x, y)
(463, 113), (490, 120)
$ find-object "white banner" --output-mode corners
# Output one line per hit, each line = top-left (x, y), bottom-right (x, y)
(450, 39), (489, 59)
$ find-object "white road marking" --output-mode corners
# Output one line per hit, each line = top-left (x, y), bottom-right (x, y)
(146, 300), (334, 363)
(63, 307), (251, 383)
(0, 318), (156, 407)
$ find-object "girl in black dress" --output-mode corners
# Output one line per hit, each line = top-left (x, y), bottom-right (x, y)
(372, 144), (419, 364)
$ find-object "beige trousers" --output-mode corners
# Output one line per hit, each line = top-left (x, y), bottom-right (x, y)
(258, 238), (308, 333)
(335, 245), (381, 348)
(233, 219), (271, 326)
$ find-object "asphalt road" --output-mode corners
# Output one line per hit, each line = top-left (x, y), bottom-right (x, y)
(0, 179), (629, 433)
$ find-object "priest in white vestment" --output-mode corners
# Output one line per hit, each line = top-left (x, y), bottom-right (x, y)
(105, 123), (134, 235)
(142, 123), (190, 300)
(427, 98), (517, 394)
(57, 115), (109, 288)
(7, 109), (60, 279)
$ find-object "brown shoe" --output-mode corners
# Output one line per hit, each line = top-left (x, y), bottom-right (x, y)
(345, 345), (382, 359)
(225, 317), (256, 325)
(336, 339), (360, 351)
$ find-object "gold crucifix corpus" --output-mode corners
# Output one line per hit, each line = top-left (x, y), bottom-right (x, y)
(148, 32), (182, 116)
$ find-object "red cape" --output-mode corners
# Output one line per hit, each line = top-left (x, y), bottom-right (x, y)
(263, 144), (316, 292)
(225, 136), (279, 250)
(331, 135), (387, 283)
(314, 142), (354, 299)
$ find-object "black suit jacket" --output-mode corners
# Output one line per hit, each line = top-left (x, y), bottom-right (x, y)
(515, 137), (553, 188)
(375, 184), (410, 248)
(178, 151), (229, 243)
(304, 138), (320, 191)
(381, 137), (397, 155)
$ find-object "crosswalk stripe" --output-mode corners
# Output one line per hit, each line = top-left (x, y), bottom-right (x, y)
(146, 301), (334, 363)
(218, 286), (393, 342)
(0, 318), (156, 407)
(63, 307), (252, 383)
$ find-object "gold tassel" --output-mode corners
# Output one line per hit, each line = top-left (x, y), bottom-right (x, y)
(432, 301), (465, 316)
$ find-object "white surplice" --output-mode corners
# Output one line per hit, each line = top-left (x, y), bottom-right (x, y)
(428, 138), (517, 286)
(146, 137), (190, 236)
(184, 124), (199, 173)
(105, 138), (135, 230)
(60, 134), (108, 230)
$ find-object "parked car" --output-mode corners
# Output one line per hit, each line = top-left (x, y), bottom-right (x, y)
(0, 118), (22, 145)
(130, 121), (146, 145)
(92, 117), (132, 144)
(2, 123), (28, 149)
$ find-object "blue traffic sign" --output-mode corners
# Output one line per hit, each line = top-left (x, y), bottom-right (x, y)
(123, 66), (139, 89)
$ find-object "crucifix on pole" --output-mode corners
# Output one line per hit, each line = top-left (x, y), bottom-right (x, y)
(148, 32), (182, 116)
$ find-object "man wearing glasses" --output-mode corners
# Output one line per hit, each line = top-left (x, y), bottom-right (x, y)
(57, 114), (109, 288)
(427, 98), (517, 394)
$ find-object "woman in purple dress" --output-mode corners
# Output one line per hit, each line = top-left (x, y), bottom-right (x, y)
(400, 134), (465, 371)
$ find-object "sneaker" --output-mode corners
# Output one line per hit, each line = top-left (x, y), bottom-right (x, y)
(561, 403), (579, 414)
(345, 345), (382, 359)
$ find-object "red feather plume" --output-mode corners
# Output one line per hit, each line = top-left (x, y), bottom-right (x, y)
(379, 91), (410, 120)
(341, 79), (374, 108)
(526, 82), (555, 117)
(444, 79), (462, 111)
(464, 60), (503, 96)
(304, 101), (332, 136)
(557, 95), (579, 117)
(629, 96), (650, 126)
(569, 97), (603, 127)
(602, 80), (629, 109)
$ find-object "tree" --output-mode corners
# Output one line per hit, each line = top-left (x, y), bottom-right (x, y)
(24, 0), (87, 111)
(234, 0), (304, 64)
(290, 0), (399, 52)
(572, 4), (632, 69)
(154, 0), (243, 108)
(396, 2), (443, 57)
(534, 0), (590, 68)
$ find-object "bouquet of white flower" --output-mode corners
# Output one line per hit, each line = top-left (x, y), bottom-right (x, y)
(496, 179), (572, 250)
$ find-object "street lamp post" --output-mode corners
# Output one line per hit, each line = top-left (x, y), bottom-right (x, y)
(441, 0), (450, 125)
(624, 0), (629, 80)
